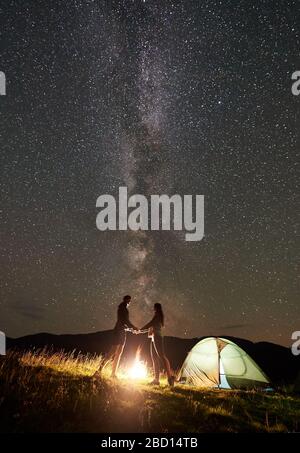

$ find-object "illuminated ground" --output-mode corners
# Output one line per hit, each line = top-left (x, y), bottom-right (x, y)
(0, 350), (299, 433)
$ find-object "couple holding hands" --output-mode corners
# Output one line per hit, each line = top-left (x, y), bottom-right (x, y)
(104, 295), (175, 386)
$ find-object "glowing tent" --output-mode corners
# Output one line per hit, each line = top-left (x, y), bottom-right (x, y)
(178, 337), (270, 389)
(0, 331), (5, 356)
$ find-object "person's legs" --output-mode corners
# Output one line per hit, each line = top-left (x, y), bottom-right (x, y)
(111, 334), (126, 377)
(111, 330), (126, 377)
(111, 344), (122, 377)
(150, 340), (160, 382)
(154, 336), (172, 380)
(102, 344), (117, 370)
(106, 344), (117, 361)
(94, 344), (117, 376)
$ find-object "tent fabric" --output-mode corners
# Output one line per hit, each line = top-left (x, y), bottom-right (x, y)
(178, 337), (270, 389)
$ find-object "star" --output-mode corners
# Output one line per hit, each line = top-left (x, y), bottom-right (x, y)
(0, 0), (298, 346)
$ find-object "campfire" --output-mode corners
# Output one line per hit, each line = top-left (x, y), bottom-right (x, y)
(127, 348), (147, 380)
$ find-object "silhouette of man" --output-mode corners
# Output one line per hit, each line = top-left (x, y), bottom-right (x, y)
(110, 295), (137, 378)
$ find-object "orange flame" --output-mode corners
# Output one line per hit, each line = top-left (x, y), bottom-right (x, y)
(128, 347), (147, 380)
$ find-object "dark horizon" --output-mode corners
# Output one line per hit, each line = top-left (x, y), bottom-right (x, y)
(6, 327), (292, 349)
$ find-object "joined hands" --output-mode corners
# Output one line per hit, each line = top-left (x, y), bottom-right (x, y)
(126, 327), (148, 334)
(126, 328), (141, 334)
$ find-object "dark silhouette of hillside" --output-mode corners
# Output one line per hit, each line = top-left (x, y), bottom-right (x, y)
(7, 331), (300, 384)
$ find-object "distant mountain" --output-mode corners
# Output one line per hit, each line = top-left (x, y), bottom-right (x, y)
(7, 331), (300, 384)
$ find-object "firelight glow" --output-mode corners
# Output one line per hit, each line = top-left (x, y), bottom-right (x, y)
(128, 360), (148, 380)
(127, 349), (148, 380)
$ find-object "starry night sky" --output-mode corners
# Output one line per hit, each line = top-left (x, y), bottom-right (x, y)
(1, 0), (299, 345)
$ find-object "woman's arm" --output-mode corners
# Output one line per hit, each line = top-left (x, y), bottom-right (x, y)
(140, 317), (155, 331)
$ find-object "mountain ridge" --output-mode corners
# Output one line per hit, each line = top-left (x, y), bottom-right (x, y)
(7, 330), (299, 384)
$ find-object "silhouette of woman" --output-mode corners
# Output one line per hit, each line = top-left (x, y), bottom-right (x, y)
(141, 303), (175, 386)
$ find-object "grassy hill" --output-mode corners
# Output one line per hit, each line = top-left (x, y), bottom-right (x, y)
(7, 331), (300, 384)
(0, 349), (299, 433)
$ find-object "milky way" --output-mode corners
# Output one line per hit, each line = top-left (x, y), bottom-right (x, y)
(0, 0), (299, 345)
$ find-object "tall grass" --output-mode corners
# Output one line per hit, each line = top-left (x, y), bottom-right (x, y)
(0, 349), (299, 433)
(20, 348), (101, 375)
